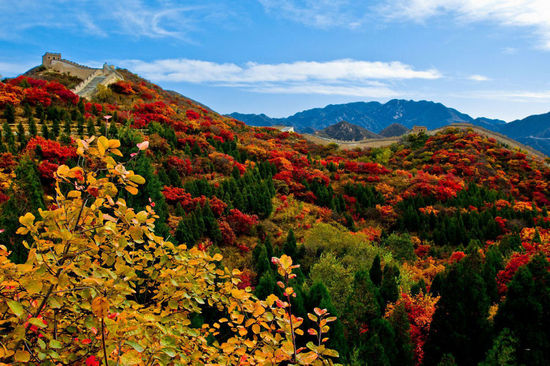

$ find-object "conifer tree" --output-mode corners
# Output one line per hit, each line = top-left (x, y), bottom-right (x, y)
(16, 120), (25, 146)
(283, 229), (297, 258)
(3, 103), (15, 124)
(87, 118), (96, 136)
(28, 114), (37, 137)
(51, 117), (60, 139)
(494, 255), (550, 365)
(63, 118), (71, 135)
(41, 119), (50, 139)
(370, 254), (383, 287)
(75, 113), (84, 136)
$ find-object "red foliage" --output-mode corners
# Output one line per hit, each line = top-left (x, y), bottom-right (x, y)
(111, 81), (136, 95)
(237, 269), (253, 290)
(218, 219), (236, 246)
(209, 197), (228, 217)
(166, 156), (193, 176)
(37, 161), (59, 180)
(449, 251), (466, 264)
(0, 153), (16, 170)
(26, 137), (77, 163)
(23, 87), (52, 106)
(225, 209), (258, 235)
(496, 253), (531, 295)
(186, 109), (200, 120)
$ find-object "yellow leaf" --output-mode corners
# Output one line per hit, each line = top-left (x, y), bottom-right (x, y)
(98, 136), (109, 156)
(109, 139), (121, 148)
(14, 350), (30, 362)
(279, 254), (292, 271)
(125, 186), (138, 195)
(92, 296), (110, 318)
(56, 165), (70, 177)
(19, 212), (35, 228)
(128, 174), (145, 185)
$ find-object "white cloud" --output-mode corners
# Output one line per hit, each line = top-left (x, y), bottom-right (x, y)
(0, 0), (223, 40)
(458, 89), (550, 102)
(120, 58), (441, 83)
(119, 58), (440, 97)
(468, 74), (490, 81)
(383, 0), (550, 49)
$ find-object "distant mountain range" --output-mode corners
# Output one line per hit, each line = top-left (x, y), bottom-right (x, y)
(228, 99), (550, 156)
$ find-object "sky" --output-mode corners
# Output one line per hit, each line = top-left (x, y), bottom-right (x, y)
(1, 0), (550, 121)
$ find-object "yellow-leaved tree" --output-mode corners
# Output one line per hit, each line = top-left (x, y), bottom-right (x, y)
(0, 136), (339, 365)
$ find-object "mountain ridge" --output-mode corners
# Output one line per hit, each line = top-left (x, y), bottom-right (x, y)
(228, 100), (550, 155)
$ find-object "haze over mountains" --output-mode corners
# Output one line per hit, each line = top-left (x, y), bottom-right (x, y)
(229, 99), (550, 156)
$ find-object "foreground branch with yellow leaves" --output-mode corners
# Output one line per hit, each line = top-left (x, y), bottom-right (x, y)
(0, 136), (339, 365)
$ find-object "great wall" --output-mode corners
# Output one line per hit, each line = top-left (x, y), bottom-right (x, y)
(300, 123), (548, 160)
(42, 52), (123, 98)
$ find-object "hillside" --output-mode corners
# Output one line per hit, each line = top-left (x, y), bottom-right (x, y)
(315, 120), (380, 140)
(1, 69), (550, 365)
(379, 122), (410, 137)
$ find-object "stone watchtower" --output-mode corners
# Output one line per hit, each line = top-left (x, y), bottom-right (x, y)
(42, 52), (61, 67)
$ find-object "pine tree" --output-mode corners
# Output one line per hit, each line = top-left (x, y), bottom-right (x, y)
(3, 120), (14, 147)
(344, 270), (381, 339)
(423, 252), (491, 366)
(370, 254), (383, 287)
(283, 229), (297, 258)
(388, 303), (415, 366)
(87, 119), (96, 136)
(28, 114), (37, 137)
(108, 122), (118, 138)
(51, 118), (60, 139)
(76, 113), (84, 137)
(126, 154), (170, 236)
(3, 103), (15, 124)
(63, 118), (71, 136)
(16, 121), (25, 146)
(380, 265), (399, 310)
(478, 329), (518, 366)
(41, 119), (50, 139)
(494, 255), (550, 365)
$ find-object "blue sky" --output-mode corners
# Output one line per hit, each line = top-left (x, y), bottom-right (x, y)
(1, 0), (550, 121)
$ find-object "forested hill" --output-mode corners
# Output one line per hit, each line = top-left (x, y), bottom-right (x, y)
(1, 69), (550, 365)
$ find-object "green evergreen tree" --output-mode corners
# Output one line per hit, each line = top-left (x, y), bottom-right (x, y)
(388, 302), (415, 366)
(87, 119), (96, 136)
(51, 118), (60, 139)
(41, 119), (50, 139)
(380, 265), (400, 310)
(478, 328), (518, 366)
(494, 255), (550, 365)
(344, 270), (381, 339)
(423, 252), (491, 366)
(108, 122), (118, 137)
(126, 154), (169, 237)
(63, 118), (71, 136)
(283, 229), (297, 258)
(370, 254), (383, 287)
(28, 114), (37, 137)
(17, 121), (26, 145)
(3, 103), (15, 124)
(77, 114), (85, 138)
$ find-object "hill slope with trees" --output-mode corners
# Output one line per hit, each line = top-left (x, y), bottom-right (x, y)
(0, 69), (549, 365)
